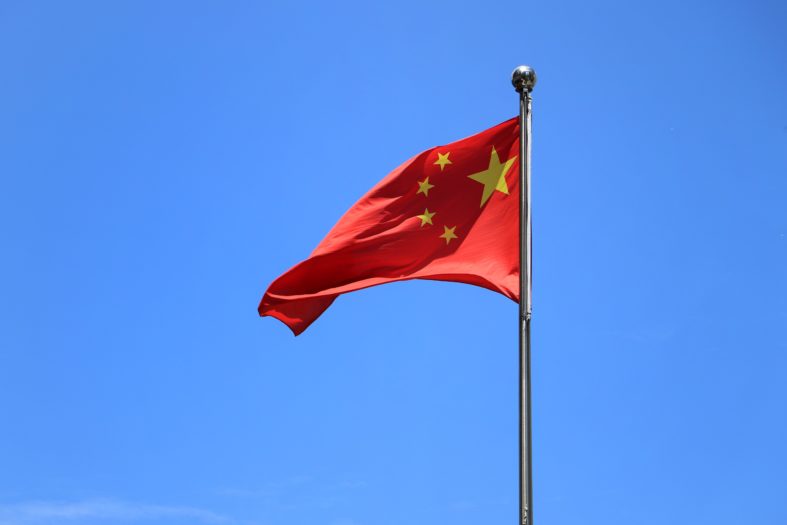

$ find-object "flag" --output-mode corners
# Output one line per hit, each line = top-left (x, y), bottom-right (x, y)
(259, 117), (520, 335)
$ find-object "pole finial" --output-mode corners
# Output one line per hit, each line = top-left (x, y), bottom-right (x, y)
(511, 65), (537, 93)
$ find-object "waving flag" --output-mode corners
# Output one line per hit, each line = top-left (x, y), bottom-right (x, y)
(259, 117), (521, 335)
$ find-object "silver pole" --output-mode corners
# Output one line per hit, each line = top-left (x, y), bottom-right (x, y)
(512, 65), (536, 525)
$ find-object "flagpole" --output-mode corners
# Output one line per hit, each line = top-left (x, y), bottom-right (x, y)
(512, 65), (536, 525)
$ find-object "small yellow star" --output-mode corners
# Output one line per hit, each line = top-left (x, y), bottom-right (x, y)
(416, 177), (434, 196)
(434, 152), (452, 171)
(416, 208), (436, 227)
(468, 147), (517, 207)
(440, 225), (458, 244)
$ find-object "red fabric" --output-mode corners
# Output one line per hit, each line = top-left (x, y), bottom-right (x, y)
(259, 117), (520, 335)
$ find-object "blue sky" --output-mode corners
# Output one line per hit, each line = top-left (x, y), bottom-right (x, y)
(1, 1), (786, 524)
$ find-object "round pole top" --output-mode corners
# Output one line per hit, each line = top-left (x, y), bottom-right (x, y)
(511, 65), (537, 93)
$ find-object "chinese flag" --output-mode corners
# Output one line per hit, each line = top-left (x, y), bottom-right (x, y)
(259, 117), (520, 335)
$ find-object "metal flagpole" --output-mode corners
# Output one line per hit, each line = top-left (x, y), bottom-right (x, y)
(512, 65), (536, 525)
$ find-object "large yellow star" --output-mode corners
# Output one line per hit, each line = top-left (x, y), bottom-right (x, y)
(416, 177), (434, 196)
(434, 152), (452, 171)
(467, 147), (517, 207)
(440, 225), (458, 244)
(416, 208), (436, 226)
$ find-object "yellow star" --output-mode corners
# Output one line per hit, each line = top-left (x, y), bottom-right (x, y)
(416, 177), (434, 196)
(439, 225), (458, 244)
(434, 152), (452, 171)
(416, 208), (436, 227)
(467, 147), (517, 207)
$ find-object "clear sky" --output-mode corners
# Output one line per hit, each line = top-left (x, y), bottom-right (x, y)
(1, 1), (786, 524)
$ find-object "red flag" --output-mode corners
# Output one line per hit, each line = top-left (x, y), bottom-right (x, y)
(259, 117), (520, 335)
